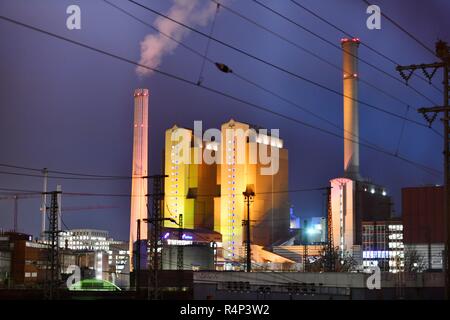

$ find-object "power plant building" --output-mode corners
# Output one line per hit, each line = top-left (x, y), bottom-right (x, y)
(163, 119), (290, 265)
(330, 39), (393, 262)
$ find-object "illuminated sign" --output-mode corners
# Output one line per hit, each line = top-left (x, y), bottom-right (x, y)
(363, 251), (388, 259)
(182, 234), (193, 240)
(167, 239), (193, 246)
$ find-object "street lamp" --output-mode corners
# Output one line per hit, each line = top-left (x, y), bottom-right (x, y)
(243, 186), (255, 272)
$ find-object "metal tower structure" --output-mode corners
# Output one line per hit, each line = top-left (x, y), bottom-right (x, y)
(325, 187), (335, 272)
(40, 168), (48, 238)
(243, 187), (255, 272)
(396, 40), (449, 299)
(147, 174), (167, 300)
(44, 191), (61, 300)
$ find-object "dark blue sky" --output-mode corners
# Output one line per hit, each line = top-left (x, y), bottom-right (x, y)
(0, 0), (448, 241)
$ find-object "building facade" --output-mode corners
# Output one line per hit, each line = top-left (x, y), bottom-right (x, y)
(362, 220), (404, 272)
(59, 229), (129, 283)
(330, 178), (392, 261)
(163, 120), (290, 265)
(164, 125), (220, 230)
(402, 186), (445, 270)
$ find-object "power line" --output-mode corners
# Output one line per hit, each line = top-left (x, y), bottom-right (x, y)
(214, 0), (441, 103)
(0, 169), (130, 181)
(0, 14), (441, 177)
(126, 0), (439, 134)
(361, 0), (436, 56)
(0, 163), (131, 179)
(102, 0), (384, 153)
(250, 0), (438, 106)
(289, 0), (442, 93)
(0, 186), (329, 198)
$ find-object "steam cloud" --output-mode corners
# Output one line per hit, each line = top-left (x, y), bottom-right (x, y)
(136, 0), (218, 77)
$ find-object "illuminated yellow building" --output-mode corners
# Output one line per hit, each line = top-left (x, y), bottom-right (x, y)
(216, 120), (289, 261)
(164, 125), (219, 230)
(163, 120), (289, 263)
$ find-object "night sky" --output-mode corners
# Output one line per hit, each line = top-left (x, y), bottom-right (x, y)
(1, 0), (449, 241)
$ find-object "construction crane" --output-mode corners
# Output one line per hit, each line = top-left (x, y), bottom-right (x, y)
(0, 193), (39, 232)
(0, 193), (117, 232)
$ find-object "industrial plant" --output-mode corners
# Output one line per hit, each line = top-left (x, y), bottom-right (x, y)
(0, 0), (448, 307)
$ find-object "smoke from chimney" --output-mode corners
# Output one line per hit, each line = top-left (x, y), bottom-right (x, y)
(136, 0), (219, 77)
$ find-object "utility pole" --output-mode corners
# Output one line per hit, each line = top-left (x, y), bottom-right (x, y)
(40, 168), (48, 239)
(44, 191), (61, 300)
(144, 174), (169, 300)
(325, 187), (335, 272)
(303, 219), (309, 272)
(396, 40), (449, 299)
(13, 196), (18, 232)
(243, 187), (255, 272)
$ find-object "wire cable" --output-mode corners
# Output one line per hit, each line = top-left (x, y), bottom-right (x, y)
(250, 0), (439, 106)
(289, 0), (441, 93)
(126, 0), (439, 133)
(102, 0), (387, 150)
(361, 0), (436, 56)
(0, 14), (441, 177)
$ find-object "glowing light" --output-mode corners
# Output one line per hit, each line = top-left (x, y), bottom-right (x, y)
(182, 234), (193, 240)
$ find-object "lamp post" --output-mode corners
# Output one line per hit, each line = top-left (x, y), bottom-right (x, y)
(243, 187), (255, 272)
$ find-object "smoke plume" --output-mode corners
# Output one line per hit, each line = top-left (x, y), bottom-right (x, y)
(136, 0), (218, 77)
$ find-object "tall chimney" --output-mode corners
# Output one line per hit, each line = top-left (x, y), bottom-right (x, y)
(341, 38), (361, 181)
(129, 88), (149, 270)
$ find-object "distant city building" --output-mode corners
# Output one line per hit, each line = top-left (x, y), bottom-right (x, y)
(402, 186), (444, 270)
(0, 232), (75, 287)
(60, 229), (110, 251)
(330, 178), (392, 261)
(361, 220), (404, 272)
(108, 240), (129, 277)
(59, 229), (129, 284)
